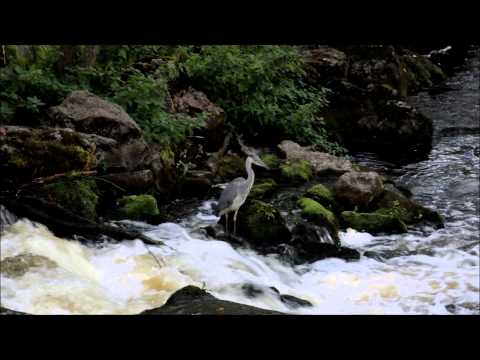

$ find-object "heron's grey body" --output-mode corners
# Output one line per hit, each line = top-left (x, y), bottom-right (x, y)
(217, 155), (268, 234)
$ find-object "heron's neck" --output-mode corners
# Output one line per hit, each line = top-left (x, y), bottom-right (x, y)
(246, 158), (255, 187)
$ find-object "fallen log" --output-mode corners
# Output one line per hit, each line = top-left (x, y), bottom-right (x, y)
(0, 196), (163, 246)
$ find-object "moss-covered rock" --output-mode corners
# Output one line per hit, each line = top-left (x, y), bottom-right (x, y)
(280, 160), (313, 184)
(237, 200), (291, 245)
(297, 197), (338, 227)
(340, 210), (408, 234)
(249, 178), (278, 199)
(116, 194), (160, 221)
(371, 186), (444, 228)
(40, 178), (99, 220)
(305, 184), (338, 211)
(1, 130), (96, 183)
(216, 154), (245, 181)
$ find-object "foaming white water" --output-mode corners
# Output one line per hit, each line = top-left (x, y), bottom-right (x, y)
(4, 201), (478, 315)
(1, 220), (196, 314)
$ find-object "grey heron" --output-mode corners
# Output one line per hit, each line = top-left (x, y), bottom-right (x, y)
(216, 153), (269, 234)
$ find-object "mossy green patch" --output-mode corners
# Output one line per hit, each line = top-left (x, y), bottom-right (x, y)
(305, 184), (337, 211)
(41, 178), (99, 220)
(340, 211), (408, 234)
(280, 160), (313, 183)
(249, 178), (278, 199)
(217, 154), (245, 180)
(116, 194), (159, 221)
(297, 197), (338, 228)
(237, 200), (291, 244)
(2, 134), (96, 180)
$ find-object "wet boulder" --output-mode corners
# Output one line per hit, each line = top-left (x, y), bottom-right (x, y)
(297, 197), (339, 244)
(371, 184), (444, 228)
(236, 200), (292, 245)
(142, 286), (284, 315)
(290, 223), (360, 264)
(334, 171), (384, 210)
(340, 211), (408, 235)
(278, 140), (354, 175)
(48, 90), (142, 142)
(242, 283), (313, 309)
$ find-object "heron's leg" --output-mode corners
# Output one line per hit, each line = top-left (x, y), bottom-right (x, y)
(233, 209), (239, 235)
(224, 212), (229, 233)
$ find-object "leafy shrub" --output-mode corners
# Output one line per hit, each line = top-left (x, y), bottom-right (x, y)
(179, 45), (344, 153)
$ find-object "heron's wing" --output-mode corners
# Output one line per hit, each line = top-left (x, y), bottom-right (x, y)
(217, 178), (245, 213)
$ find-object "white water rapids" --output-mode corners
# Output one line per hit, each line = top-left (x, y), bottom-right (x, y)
(1, 197), (478, 314)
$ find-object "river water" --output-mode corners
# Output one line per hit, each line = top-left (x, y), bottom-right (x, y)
(1, 50), (478, 315)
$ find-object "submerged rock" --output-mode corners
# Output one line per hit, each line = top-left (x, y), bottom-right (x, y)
(242, 283), (313, 309)
(141, 286), (285, 315)
(334, 171), (384, 210)
(290, 223), (360, 263)
(0, 254), (56, 278)
(340, 210), (408, 235)
(236, 200), (291, 245)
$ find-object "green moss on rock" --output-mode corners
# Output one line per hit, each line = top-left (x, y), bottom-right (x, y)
(237, 200), (291, 245)
(340, 211), (408, 234)
(280, 160), (313, 183)
(217, 154), (245, 180)
(2, 136), (96, 180)
(41, 179), (99, 220)
(305, 184), (337, 211)
(250, 178), (278, 199)
(297, 197), (338, 228)
(116, 194), (159, 221)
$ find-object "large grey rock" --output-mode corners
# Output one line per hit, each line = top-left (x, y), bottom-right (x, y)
(278, 140), (354, 175)
(334, 171), (384, 209)
(48, 90), (142, 142)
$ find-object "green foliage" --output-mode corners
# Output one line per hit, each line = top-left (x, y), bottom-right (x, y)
(1, 45), (344, 153)
(180, 45), (341, 152)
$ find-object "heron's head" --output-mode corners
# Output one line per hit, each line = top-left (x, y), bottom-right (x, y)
(249, 153), (269, 169)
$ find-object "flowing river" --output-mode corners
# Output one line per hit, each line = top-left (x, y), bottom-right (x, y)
(1, 49), (478, 315)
